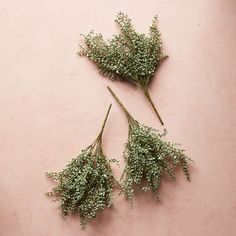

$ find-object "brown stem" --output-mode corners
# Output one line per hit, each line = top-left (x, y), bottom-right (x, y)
(91, 104), (112, 161)
(142, 88), (164, 125)
(107, 86), (135, 123)
(97, 104), (112, 140)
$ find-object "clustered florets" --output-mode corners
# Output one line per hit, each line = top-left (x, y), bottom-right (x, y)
(46, 13), (192, 229)
(46, 105), (118, 228)
(79, 12), (167, 88)
(79, 12), (168, 125)
(108, 87), (191, 204)
(122, 122), (190, 202)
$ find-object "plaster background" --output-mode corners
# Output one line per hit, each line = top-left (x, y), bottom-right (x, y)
(0, 0), (236, 235)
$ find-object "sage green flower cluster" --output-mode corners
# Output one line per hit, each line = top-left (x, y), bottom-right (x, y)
(79, 12), (168, 125)
(123, 123), (190, 202)
(46, 13), (192, 229)
(46, 105), (119, 228)
(108, 87), (191, 204)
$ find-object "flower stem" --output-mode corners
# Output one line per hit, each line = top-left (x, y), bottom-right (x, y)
(91, 104), (112, 158)
(142, 88), (164, 125)
(107, 86), (135, 123)
(98, 104), (112, 139)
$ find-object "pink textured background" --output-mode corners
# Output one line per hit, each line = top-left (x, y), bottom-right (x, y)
(0, 0), (236, 235)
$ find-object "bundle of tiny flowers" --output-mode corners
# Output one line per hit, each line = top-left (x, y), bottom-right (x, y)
(46, 105), (119, 228)
(79, 12), (168, 125)
(107, 87), (191, 204)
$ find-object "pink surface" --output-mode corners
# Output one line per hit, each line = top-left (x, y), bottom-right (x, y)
(0, 0), (236, 235)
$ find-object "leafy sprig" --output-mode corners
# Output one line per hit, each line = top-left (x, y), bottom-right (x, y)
(79, 12), (168, 125)
(107, 87), (191, 204)
(46, 105), (119, 228)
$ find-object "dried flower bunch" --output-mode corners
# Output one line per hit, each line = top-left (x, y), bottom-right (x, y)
(79, 12), (168, 125)
(46, 105), (119, 228)
(107, 87), (191, 204)
(45, 12), (193, 229)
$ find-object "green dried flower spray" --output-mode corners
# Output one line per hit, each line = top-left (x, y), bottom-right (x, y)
(46, 105), (119, 228)
(79, 12), (168, 125)
(107, 87), (191, 204)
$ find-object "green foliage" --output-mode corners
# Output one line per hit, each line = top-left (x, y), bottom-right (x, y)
(79, 12), (168, 125)
(46, 105), (118, 228)
(108, 87), (191, 204)
(79, 12), (167, 86)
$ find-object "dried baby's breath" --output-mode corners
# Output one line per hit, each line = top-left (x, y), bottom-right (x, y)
(46, 105), (119, 228)
(79, 12), (168, 125)
(107, 87), (191, 204)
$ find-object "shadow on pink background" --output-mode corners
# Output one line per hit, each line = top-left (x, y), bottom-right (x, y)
(0, 0), (236, 235)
